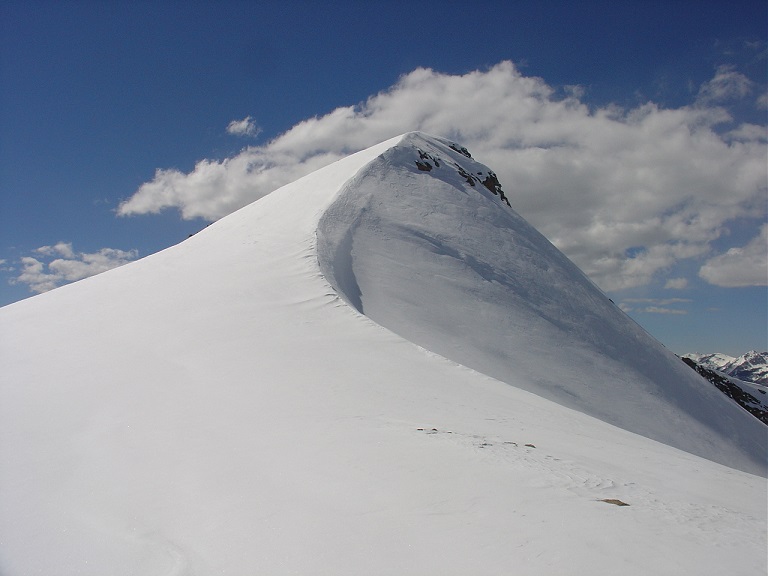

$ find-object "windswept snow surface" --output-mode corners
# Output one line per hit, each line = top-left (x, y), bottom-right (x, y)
(1, 133), (766, 575)
(318, 133), (767, 476)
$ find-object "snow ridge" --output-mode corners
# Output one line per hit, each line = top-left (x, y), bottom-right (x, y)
(722, 351), (768, 385)
(685, 351), (768, 386)
(318, 132), (767, 476)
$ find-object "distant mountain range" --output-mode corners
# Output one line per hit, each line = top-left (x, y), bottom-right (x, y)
(683, 351), (768, 385)
(681, 351), (768, 425)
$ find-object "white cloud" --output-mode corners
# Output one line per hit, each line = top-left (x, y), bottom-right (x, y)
(698, 224), (768, 287)
(34, 241), (76, 259)
(12, 244), (139, 293)
(664, 277), (688, 289)
(725, 123), (767, 142)
(695, 65), (753, 104)
(643, 306), (688, 315)
(226, 116), (261, 137)
(622, 298), (691, 305)
(619, 297), (691, 315)
(118, 62), (767, 291)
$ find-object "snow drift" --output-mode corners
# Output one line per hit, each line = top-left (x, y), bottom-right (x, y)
(0, 133), (765, 575)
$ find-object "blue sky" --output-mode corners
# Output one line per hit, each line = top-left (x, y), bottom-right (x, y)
(1, 0), (766, 355)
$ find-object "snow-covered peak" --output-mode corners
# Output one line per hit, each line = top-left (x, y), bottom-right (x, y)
(398, 132), (512, 206)
(318, 132), (766, 476)
(1, 133), (765, 575)
(684, 350), (768, 385)
(684, 352), (737, 369)
(721, 351), (768, 385)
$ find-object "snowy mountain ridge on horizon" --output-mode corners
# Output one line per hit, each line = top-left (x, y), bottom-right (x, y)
(684, 350), (768, 386)
(0, 131), (765, 575)
(680, 356), (768, 425)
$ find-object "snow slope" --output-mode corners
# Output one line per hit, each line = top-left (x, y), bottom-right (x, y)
(318, 133), (766, 475)
(1, 133), (766, 575)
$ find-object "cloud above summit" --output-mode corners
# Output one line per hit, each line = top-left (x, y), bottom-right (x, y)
(117, 61), (767, 291)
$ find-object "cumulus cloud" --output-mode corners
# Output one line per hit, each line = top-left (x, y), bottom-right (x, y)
(12, 243), (138, 293)
(226, 116), (261, 137)
(117, 61), (767, 291)
(699, 224), (768, 287)
(35, 241), (76, 259)
(664, 277), (688, 289)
